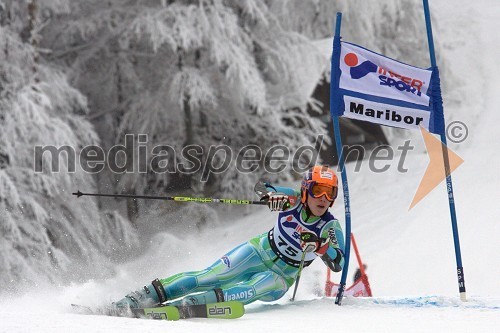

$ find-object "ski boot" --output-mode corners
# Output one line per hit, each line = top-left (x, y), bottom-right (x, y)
(112, 278), (168, 309)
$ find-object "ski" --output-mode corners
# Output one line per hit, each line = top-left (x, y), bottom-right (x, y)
(176, 301), (244, 319)
(71, 301), (244, 321)
(131, 304), (180, 320)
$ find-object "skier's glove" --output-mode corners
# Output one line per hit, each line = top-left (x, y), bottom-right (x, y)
(300, 232), (329, 255)
(261, 192), (290, 212)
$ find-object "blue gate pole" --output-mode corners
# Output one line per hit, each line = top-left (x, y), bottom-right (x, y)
(329, 12), (352, 306)
(423, 0), (466, 301)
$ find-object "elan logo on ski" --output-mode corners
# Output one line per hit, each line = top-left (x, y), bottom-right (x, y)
(208, 304), (232, 316)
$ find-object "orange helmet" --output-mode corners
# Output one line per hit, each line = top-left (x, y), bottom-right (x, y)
(301, 165), (338, 205)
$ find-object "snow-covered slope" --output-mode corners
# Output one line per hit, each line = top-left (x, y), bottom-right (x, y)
(1, 0), (499, 332)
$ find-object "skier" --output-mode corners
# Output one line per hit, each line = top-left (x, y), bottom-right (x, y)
(112, 165), (345, 308)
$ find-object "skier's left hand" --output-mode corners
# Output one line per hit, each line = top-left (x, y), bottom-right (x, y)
(300, 232), (329, 255)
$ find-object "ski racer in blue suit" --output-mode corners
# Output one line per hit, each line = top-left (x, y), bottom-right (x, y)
(113, 165), (345, 308)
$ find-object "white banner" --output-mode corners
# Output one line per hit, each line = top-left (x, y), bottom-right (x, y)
(343, 96), (430, 131)
(339, 42), (432, 106)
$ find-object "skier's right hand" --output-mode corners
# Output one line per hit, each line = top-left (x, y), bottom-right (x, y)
(300, 232), (329, 255)
(261, 192), (290, 211)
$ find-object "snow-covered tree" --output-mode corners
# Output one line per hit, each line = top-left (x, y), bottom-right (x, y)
(42, 0), (328, 220)
(0, 0), (138, 291)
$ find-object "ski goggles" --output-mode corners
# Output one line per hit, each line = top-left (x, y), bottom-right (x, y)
(306, 182), (338, 201)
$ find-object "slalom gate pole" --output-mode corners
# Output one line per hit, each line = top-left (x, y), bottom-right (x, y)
(351, 233), (366, 277)
(325, 266), (333, 297)
(352, 233), (372, 296)
(72, 190), (267, 206)
(422, 0), (466, 301)
(329, 12), (352, 306)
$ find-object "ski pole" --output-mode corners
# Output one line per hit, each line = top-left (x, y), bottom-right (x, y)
(290, 244), (315, 301)
(72, 190), (267, 206)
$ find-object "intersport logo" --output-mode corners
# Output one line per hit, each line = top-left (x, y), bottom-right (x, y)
(343, 52), (424, 97)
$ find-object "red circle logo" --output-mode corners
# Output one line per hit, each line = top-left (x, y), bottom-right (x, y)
(344, 53), (358, 67)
